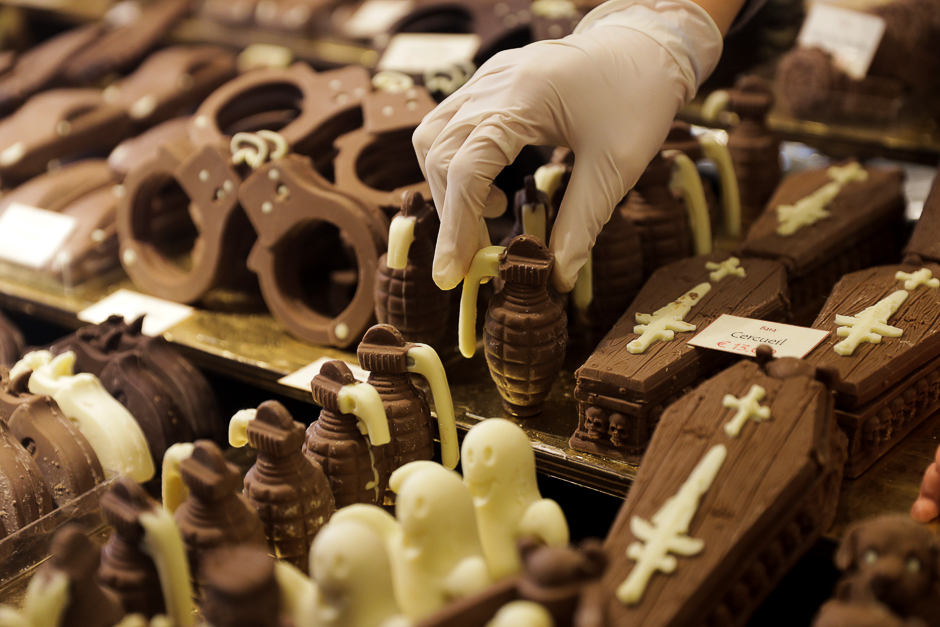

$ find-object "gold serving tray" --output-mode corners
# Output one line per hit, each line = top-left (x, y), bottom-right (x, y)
(0, 261), (934, 541)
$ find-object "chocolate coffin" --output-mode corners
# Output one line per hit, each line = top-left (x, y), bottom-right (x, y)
(572, 252), (788, 461)
(802, 262), (940, 477)
(597, 357), (846, 627)
(739, 163), (905, 325)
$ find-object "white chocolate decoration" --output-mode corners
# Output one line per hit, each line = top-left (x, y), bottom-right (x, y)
(775, 162), (868, 236)
(896, 268), (940, 290)
(664, 151), (712, 256)
(405, 345), (459, 469)
(700, 134), (741, 239)
(21, 568), (69, 627)
(336, 463), (491, 620)
(0, 608), (28, 627)
(228, 408), (257, 448)
(138, 507), (195, 627)
(486, 601), (554, 627)
(161, 442), (196, 514)
(520, 198), (548, 245)
(386, 215), (417, 271)
(833, 290), (908, 356)
(533, 163), (567, 208)
(705, 257), (745, 282)
(572, 252), (593, 311)
(617, 444), (726, 606)
(308, 518), (409, 627)
(274, 561), (315, 627)
(628, 283), (712, 355)
(459, 246), (505, 358)
(462, 419), (569, 580)
(722, 385), (771, 438)
(19, 351), (154, 482)
(338, 380), (391, 503)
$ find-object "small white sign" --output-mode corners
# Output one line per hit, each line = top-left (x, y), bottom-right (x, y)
(688, 314), (830, 359)
(343, 0), (413, 39)
(279, 356), (370, 392)
(798, 3), (886, 79)
(378, 33), (480, 74)
(78, 289), (194, 336)
(0, 203), (78, 269)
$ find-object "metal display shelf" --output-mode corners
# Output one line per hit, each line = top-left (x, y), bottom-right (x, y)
(0, 262), (935, 541)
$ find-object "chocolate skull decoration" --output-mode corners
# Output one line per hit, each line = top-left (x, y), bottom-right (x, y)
(608, 413), (628, 449)
(583, 406), (609, 442)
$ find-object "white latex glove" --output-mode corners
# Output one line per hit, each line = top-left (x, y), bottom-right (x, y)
(413, 0), (723, 291)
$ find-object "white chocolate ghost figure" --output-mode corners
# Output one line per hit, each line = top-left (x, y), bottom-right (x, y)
(485, 601), (554, 627)
(335, 462), (492, 621)
(308, 519), (409, 627)
(461, 419), (569, 580)
(13, 350), (154, 482)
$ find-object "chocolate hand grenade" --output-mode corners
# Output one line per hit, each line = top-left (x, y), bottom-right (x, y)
(304, 360), (391, 507)
(459, 235), (567, 417)
(703, 76), (780, 232)
(619, 150), (711, 278)
(572, 202), (645, 340)
(201, 546), (286, 627)
(99, 478), (166, 618)
(228, 400), (335, 571)
(357, 325), (459, 488)
(39, 526), (125, 627)
(375, 191), (450, 349)
(163, 440), (267, 586)
(662, 121), (741, 238)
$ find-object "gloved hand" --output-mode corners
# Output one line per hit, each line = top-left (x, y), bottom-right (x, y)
(413, 0), (723, 292)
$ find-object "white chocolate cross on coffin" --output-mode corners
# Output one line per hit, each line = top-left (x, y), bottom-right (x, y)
(833, 289), (908, 356)
(705, 257), (745, 282)
(628, 283), (712, 354)
(617, 444), (726, 605)
(896, 268), (940, 291)
(722, 385), (771, 438)
(776, 162), (868, 236)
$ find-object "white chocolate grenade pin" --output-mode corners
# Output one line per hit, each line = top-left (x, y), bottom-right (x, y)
(229, 401), (336, 572)
(704, 75), (780, 232)
(374, 192), (450, 350)
(357, 325), (459, 496)
(619, 151), (711, 278)
(460, 234), (567, 417)
(304, 361), (392, 508)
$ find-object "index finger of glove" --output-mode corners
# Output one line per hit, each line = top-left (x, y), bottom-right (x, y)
(433, 117), (532, 288)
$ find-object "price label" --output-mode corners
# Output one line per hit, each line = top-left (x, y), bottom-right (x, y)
(78, 289), (194, 336)
(688, 314), (829, 359)
(343, 0), (413, 38)
(0, 203), (77, 269)
(378, 33), (480, 74)
(279, 356), (370, 392)
(798, 3), (886, 79)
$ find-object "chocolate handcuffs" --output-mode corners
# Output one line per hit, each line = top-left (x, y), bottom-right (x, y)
(109, 117), (193, 180)
(0, 160), (121, 281)
(189, 63), (369, 151)
(388, 0), (533, 61)
(240, 150), (388, 348)
(106, 45), (238, 129)
(333, 87), (435, 213)
(117, 138), (253, 303)
(0, 23), (103, 117)
(0, 89), (132, 185)
(59, 0), (192, 85)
